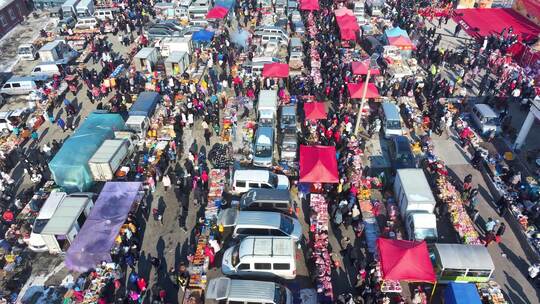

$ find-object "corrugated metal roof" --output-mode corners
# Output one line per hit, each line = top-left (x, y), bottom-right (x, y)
(229, 279), (276, 301)
(435, 243), (494, 270)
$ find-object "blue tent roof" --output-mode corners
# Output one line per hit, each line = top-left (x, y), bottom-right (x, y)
(444, 282), (481, 304)
(385, 27), (409, 38)
(215, 0), (235, 9)
(192, 30), (215, 42)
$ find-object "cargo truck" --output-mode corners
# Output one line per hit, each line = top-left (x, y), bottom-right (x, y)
(394, 168), (438, 242)
(38, 40), (79, 65)
(125, 92), (161, 138)
(88, 139), (131, 181)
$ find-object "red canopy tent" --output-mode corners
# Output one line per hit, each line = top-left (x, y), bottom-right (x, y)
(352, 61), (381, 75)
(388, 35), (415, 50)
(336, 14), (359, 41)
(376, 238), (436, 282)
(304, 102), (327, 120)
(299, 145), (339, 183)
(452, 8), (540, 41)
(299, 0), (319, 11)
(206, 6), (228, 19)
(262, 63), (289, 78)
(347, 82), (380, 99)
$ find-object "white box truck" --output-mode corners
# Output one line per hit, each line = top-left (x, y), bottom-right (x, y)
(27, 192), (94, 253)
(258, 90), (278, 127)
(394, 169), (438, 242)
(88, 139), (130, 181)
(38, 40), (79, 65)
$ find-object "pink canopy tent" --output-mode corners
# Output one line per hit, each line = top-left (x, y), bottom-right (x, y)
(336, 14), (359, 41)
(304, 102), (327, 120)
(262, 63), (289, 78)
(334, 7), (354, 17)
(347, 82), (380, 99)
(376, 238), (436, 282)
(299, 145), (339, 183)
(352, 61), (381, 75)
(388, 35), (415, 50)
(299, 0), (319, 11)
(206, 6), (228, 19)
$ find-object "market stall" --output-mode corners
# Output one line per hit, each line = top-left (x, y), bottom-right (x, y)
(182, 169), (225, 304)
(309, 193), (333, 302)
(65, 182), (144, 273)
(299, 145), (339, 183)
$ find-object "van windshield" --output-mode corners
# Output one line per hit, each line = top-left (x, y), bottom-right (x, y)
(274, 285), (287, 304)
(282, 142), (297, 151)
(483, 117), (500, 126)
(231, 245), (240, 267)
(255, 144), (272, 157)
(415, 228), (437, 241)
(386, 120), (401, 130)
(269, 173), (279, 188)
(32, 219), (49, 234)
(279, 215), (294, 234)
(281, 115), (295, 125)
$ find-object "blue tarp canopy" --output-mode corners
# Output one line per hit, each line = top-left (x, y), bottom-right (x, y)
(48, 113), (125, 192)
(192, 30), (215, 42)
(385, 27), (409, 38)
(444, 282), (482, 304)
(215, 0), (235, 9)
(65, 182), (143, 272)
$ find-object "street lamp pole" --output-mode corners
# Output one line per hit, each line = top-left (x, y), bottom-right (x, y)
(354, 68), (372, 135)
(354, 54), (379, 136)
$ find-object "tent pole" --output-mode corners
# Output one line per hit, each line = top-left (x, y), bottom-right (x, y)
(430, 281), (437, 303)
(354, 68), (371, 135)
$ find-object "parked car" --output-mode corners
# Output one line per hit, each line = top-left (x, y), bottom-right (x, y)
(388, 135), (417, 169)
(292, 21), (305, 35)
(145, 27), (182, 39)
(362, 36), (383, 55)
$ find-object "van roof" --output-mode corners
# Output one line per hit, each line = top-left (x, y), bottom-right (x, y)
(207, 277), (279, 301)
(474, 104), (498, 118)
(282, 105), (296, 115)
(381, 102), (400, 118)
(236, 211), (282, 228)
(239, 236), (294, 258)
(7, 75), (47, 82)
(40, 40), (64, 51)
(244, 189), (290, 202)
(41, 196), (90, 235)
(234, 169), (271, 181)
(411, 213), (436, 229)
(37, 192), (67, 220)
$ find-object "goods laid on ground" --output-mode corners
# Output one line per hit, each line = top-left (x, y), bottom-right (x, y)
(309, 193), (333, 303)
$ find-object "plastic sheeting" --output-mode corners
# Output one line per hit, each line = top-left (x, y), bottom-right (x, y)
(444, 282), (481, 304)
(48, 113), (125, 192)
(65, 182), (143, 272)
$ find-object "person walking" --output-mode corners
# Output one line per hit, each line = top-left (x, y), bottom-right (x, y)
(496, 222), (506, 243)
(57, 117), (66, 132)
(162, 174), (171, 191)
(454, 23), (461, 37)
(485, 217), (497, 233)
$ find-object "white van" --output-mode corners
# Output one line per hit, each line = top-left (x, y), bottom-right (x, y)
(253, 126), (274, 168)
(222, 236), (297, 279)
(27, 192), (66, 252)
(74, 17), (99, 30)
(0, 76), (45, 96)
(206, 277), (294, 304)
(218, 209), (302, 240)
(381, 102), (403, 138)
(31, 63), (63, 77)
(94, 8), (118, 21)
(471, 104), (501, 135)
(232, 169), (289, 194)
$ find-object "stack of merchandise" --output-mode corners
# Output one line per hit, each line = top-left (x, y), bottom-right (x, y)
(208, 143), (233, 169)
(436, 175), (482, 245)
(305, 13), (322, 85)
(477, 281), (508, 304)
(309, 193), (333, 303)
(206, 169), (226, 219)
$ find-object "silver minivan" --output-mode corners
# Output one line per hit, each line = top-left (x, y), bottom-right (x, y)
(240, 189), (294, 214)
(381, 102), (403, 138)
(253, 126), (274, 168)
(206, 277), (293, 304)
(471, 104), (501, 135)
(1, 76), (46, 96)
(218, 209), (302, 241)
